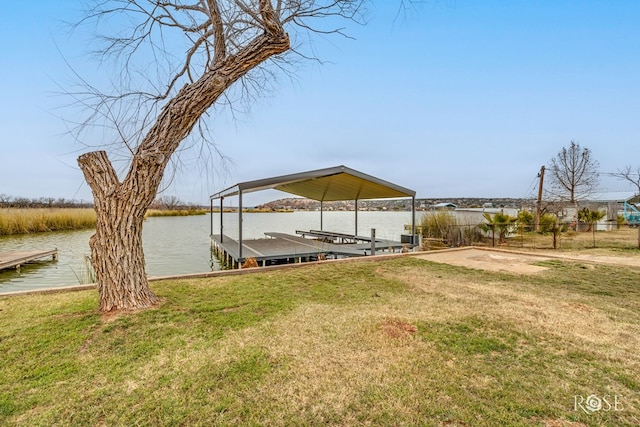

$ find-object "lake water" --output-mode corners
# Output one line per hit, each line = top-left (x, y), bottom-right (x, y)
(0, 211), (414, 293)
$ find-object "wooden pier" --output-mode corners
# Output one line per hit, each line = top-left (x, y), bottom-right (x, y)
(211, 230), (413, 269)
(0, 250), (58, 272)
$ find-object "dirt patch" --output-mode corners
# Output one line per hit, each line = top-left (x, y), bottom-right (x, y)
(379, 319), (418, 339)
(414, 248), (551, 274)
(220, 304), (245, 313)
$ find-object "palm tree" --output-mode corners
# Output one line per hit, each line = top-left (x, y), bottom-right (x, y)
(577, 208), (606, 248)
(481, 212), (517, 245)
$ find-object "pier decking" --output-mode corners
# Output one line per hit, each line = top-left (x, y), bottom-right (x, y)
(0, 249), (58, 272)
(211, 231), (412, 268)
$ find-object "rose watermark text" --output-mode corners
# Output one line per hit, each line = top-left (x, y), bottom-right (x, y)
(574, 394), (623, 414)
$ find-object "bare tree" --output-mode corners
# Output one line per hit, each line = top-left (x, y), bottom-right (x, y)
(612, 165), (640, 196)
(548, 140), (600, 204)
(72, 0), (365, 312)
(153, 195), (184, 210)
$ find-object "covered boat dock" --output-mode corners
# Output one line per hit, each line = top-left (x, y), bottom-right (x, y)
(209, 165), (417, 268)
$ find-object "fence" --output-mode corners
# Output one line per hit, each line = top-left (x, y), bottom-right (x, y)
(418, 223), (640, 251)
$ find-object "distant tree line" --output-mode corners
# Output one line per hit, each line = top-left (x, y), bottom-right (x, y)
(148, 196), (207, 210)
(0, 194), (93, 209)
(0, 194), (208, 210)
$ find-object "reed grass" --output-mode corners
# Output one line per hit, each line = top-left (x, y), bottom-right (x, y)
(0, 207), (210, 234)
(145, 208), (209, 217)
(0, 208), (96, 235)
(69, 256), (96, 285)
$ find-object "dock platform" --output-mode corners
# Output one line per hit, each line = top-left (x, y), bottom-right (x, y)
(211, 231), (412, 268)
(296, 229), (376, 244)
(0, 250), (58, 272)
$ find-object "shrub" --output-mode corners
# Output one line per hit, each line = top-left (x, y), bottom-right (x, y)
(420, 212), (483, 248)
(517, 210), (534, 232)
(538, 213), (559, 233)
(577, 207), (606, 232)
(420, 212), (457, 240)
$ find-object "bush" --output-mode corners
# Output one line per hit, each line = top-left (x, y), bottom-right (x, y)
(420, 212), (483, 248)
(420, 211), (457, 240)
(538, 213), (559, 233)
(517, 210), (534, 232)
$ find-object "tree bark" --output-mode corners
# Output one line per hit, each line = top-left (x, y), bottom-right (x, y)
(78, 151), (159, 312)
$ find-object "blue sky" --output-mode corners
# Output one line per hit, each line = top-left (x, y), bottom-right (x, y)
(1, 1), (639, 206)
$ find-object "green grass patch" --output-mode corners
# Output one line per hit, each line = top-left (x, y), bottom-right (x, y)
(1, 257), (639, 425)
(418, 316), (516, 355)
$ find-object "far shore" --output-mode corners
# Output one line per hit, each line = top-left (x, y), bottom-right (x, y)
(0, 207), (299, 236)
(0, 207), (214, 236)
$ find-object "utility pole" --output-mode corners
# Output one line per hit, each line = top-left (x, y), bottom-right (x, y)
(534, 165), (545, 232)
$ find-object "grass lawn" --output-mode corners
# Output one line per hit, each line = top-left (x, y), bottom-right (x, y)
(1, 256), (639, 426)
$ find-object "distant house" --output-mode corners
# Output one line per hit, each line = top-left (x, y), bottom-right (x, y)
(546, 191), (640, 230)
(582, 191), (639, 205)
(577, 192), (640, 229)
(433, 202), (457, 210)
(453, 207), (519, 226)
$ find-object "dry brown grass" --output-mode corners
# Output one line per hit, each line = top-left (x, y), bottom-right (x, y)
(0, 208), (96, 235)
(132, 258), (638, 425)
(2, 256), (639, 425)
(387, 265), (639, 363)
(203, 258), (639, 425)
(509, 226), (640, 251)
(242, 257), (259, 268)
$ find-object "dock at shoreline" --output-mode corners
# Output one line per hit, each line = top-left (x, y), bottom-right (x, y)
(0, 250), (58, 272)
(211, 231), (413, 269)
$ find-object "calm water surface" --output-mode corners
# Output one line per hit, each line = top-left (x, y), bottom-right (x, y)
(0, 211), (413, 293)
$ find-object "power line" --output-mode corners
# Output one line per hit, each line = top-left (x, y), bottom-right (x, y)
(601, 172), (640, 177)
(521, 175), (539, 199)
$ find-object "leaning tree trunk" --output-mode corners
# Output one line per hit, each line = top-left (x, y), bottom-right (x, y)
(78, 23), (290, 312)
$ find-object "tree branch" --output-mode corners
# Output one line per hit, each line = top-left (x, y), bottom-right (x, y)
(206, 0), (227, 66)
(78, 151), (121, 201)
